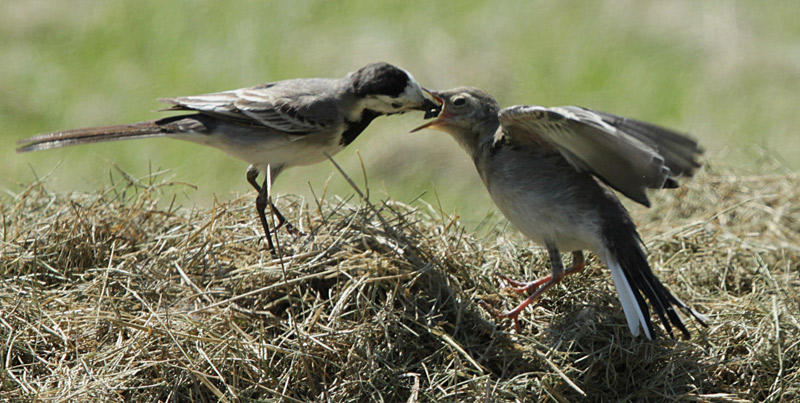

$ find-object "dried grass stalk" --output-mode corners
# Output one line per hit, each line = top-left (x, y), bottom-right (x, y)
(1, 164), (798, 401)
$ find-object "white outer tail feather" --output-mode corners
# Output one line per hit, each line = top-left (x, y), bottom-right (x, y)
(607, 259), (653, 339)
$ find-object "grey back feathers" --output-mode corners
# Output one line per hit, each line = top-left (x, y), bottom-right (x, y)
(159, 78), (342, 135)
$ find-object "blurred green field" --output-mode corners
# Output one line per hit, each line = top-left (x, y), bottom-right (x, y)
(3, 0), (799, 222)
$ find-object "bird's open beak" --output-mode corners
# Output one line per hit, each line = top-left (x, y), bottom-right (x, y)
(411, 89), (444, 133)
(411, 87), (441, 112)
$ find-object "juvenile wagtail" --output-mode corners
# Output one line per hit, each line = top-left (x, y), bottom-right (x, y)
(413, 87), (707, 339)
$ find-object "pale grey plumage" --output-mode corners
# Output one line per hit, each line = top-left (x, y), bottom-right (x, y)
(17, 62), (436, 253)
(415, 86), (707, 339)
(159, 79), (348, 134)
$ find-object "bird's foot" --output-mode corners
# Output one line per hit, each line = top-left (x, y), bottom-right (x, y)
(269, 202), (305, 239)
(490, 252), (587, 332)
(491, 275), (564, 332)
(274, 220), (305, 239)
(490, 273), (551, 331)
(497, 294), (543, 332)
(496, 272), (552, 294)
(478, 300), (523, 332)
(497, 309), (524, 332)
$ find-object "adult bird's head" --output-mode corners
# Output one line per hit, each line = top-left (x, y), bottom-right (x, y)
(411, 87), (501, 154)
(346, 62), (439, 114)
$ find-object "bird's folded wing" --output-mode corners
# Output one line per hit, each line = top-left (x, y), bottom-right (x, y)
(498, 105), (678, 207)
(159, 83), (336, 135)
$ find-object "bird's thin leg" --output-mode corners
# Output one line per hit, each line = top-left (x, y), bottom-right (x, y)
(254, 174), (277, 257)
(270, 201), (304, 236)
(246, 165), (261, 192)
(249, 165), (279, 252)
(496, 249), (585, 330)
(269, 201), (288, 231)
(246, 165), (303, 237)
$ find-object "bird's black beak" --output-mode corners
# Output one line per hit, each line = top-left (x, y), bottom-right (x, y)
(411, 89), (445, 133)
(419, 98), (439, 114)
(420, 87), (442, 119)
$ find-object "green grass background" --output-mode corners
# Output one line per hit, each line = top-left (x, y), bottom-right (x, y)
(3, 0), (798, 222)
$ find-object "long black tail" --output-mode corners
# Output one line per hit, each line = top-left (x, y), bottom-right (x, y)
(16, 115), (192, 153)
(604, 223), (708, 339)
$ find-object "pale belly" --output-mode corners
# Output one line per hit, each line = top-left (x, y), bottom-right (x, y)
(169, 129), (343, 171)
(489, 189), (601, 252)
(481, 153), (606, 254)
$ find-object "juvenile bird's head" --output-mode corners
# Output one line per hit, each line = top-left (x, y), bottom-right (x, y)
(411, 87), (501, 155)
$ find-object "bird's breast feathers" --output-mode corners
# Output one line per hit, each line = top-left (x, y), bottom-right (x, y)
(480, 151), (605, 252)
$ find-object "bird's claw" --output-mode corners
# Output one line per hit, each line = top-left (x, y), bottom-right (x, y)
(497, 310), (524, 332)
(274, 220), (305, 239)
(478, 300), (524, 332)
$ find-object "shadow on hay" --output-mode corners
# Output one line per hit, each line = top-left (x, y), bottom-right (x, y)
(9, 167), (797, 401)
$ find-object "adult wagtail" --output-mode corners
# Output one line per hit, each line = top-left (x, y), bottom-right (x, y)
(17, 62), (437, 253)
(413, 87), (707, 339)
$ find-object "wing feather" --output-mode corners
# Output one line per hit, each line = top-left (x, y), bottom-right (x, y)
(592, 110), (702, 178)
(159, 79), (339, 134)
(498, 105), (700, 206)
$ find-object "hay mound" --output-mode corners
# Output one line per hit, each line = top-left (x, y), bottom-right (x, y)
(2, 164), (798, 401)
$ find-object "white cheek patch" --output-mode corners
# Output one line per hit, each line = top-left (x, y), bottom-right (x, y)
(362, 95), (402, 114)
(361, 95), (393, 112)
(361, 82), (424, 114)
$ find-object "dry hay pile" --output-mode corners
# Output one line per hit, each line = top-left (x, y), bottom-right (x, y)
(1, 164), (799, 402)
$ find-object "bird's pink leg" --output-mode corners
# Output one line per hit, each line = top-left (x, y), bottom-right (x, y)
(496, 273), (552, 294)
(496, 250), (585, 331)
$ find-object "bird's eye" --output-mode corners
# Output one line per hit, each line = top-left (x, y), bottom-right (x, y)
(391, 103), (402, 109)
(453, 97), (466, 106)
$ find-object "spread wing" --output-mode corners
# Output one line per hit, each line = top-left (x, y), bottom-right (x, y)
(498, 105), (702, 207)
(159, 78), (340, 135)
(591, 110), (702, 179)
